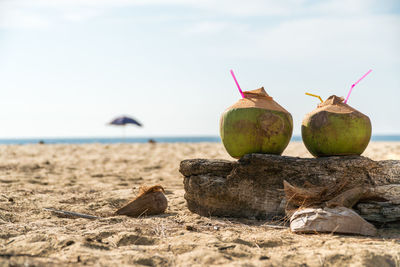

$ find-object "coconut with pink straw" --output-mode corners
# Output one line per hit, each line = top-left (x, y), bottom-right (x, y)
(219, 70), (293, 159)
(302, 70), (373, 157)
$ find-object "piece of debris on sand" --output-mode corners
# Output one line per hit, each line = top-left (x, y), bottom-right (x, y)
(290, 206), (377, 236)
(43, 207), (101, 219)
(283, 180), (377, 236)
(115, 185), (168, 217)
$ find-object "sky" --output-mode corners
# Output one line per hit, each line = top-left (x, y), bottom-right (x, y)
(0, 0), (399, 138)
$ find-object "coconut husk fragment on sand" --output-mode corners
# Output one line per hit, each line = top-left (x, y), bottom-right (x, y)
(115, 185), (168, 217)
(283, 180), (368, 209)
(325, 187), (369, 208)
(290, 207), (377, 236)
(283, 180), (350, 209)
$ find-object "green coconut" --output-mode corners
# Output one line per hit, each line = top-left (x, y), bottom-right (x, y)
(302, 95), (371, 157)
(220, 87), (293, 159)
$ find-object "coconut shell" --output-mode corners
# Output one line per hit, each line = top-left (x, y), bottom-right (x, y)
(302, 95), (371, 157)
(220, 87), (293, 158)
(115, 185), (168, 217)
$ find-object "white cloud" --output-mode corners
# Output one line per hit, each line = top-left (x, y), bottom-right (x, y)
(191, 0), (300, 16)
(184, 21), (240, 35)
(0, 7), (50, 29)
(2, 0), (398, 16)
(193, 0), (398, 17)
(256, 15), (400, 62)
(63, 9), (104, 22)
(195, 14), (400, 66)
(0, 0), (398, 30)
(261, 17), (400, 60)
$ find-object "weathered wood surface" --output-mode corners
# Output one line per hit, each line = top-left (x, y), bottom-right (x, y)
(180, 154), (400, 224)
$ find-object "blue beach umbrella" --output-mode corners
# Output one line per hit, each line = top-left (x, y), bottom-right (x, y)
(109, 116), (142, 127)
(108, 116), (142, 139)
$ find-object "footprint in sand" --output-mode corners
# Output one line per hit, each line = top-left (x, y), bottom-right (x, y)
(116, 234), (157, 246)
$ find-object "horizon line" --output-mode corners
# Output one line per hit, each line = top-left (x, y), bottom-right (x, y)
(0, 134), (400, 140)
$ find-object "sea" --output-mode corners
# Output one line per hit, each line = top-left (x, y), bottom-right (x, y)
(0, 135), (399, 145)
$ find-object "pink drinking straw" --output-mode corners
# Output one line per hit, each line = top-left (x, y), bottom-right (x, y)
(230, 69), (245, 98)
(344, 69), (372, 104)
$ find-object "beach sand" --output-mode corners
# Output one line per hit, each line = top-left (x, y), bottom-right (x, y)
(1, 142), (399, 266)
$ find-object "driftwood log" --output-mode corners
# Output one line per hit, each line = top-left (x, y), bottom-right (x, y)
(180, 154), (400, 225)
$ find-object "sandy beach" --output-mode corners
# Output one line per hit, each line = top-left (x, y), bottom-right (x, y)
(1, 142), (400, 266)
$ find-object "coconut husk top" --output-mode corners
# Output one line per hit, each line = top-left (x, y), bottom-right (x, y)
(227, 87), (290, 114)
(314, 95), (359, 114)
